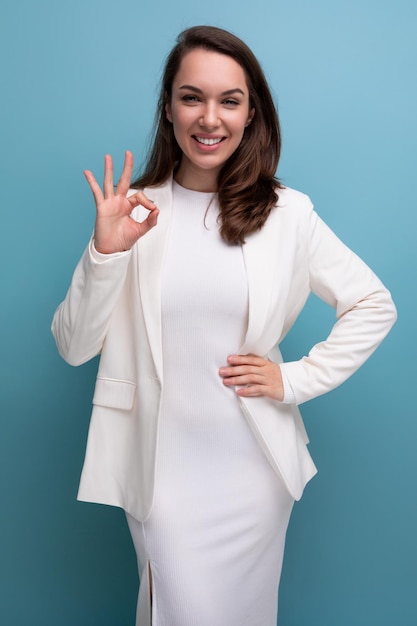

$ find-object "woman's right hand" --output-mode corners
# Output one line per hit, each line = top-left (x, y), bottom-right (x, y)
(84, 151), (159, 254)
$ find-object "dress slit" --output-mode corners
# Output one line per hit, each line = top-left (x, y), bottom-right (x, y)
(136, 560), (152, 626)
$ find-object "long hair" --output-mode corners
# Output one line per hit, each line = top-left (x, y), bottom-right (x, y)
(132, 25), (282, 245)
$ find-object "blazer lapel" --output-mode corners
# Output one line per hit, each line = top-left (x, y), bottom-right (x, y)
(135, 178), (173, 382)
(240, 220), (278, 354)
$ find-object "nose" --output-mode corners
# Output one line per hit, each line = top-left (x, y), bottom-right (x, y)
(199, 101), (220, 130)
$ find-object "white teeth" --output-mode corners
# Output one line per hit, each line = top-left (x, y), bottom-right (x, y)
(195, 136), (223, 145)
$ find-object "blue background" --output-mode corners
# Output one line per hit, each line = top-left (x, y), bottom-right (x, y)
(1, 1), (415, 624)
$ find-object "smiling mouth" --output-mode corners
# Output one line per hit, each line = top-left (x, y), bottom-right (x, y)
(194, 136), (225, 146)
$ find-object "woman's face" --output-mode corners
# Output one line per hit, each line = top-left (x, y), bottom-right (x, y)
(166, 48), (254, 192)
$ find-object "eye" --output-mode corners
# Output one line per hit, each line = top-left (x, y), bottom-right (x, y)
(223, 98), (240, 107)
(181, 95), (200, 103)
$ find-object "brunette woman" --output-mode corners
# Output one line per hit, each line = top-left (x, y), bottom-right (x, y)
(52, 25), (396, 626)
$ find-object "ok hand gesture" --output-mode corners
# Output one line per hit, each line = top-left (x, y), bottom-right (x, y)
(84, 151), (159, 254)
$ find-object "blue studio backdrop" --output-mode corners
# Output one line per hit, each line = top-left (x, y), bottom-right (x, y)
(1, 1), (416, 624)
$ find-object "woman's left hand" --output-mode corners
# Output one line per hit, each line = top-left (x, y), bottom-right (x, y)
(219, 354), (284, 401)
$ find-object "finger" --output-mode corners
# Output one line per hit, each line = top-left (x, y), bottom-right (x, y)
(128, 190), (158, 212)
(236, 385), (265, 397)
(103, 154), (114, 198)
(84, 170), (104, 205)
(132, 206), (159, 235)
(146, 207), (159, 229)
(116, 150), (134, 196)
(222, 373), (264, 387)
(226, 354), (266, 367)
(219, 364), (261, 378)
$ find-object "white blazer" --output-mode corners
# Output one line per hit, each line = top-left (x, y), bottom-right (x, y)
(52, 179), (396, 521)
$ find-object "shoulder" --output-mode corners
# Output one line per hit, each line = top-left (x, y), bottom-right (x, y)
(263, 185), (315, 234)
(275, 185), (314, 214)
(246, 186), (316, 249)
(249, 185), (318, 247)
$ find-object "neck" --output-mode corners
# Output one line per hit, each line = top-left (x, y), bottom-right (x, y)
(174, 160), (219, 193)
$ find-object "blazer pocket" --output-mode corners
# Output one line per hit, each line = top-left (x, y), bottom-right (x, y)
(93, 377), (136, 410)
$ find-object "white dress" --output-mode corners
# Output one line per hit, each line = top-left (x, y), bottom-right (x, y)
(127, 182), (294, 626)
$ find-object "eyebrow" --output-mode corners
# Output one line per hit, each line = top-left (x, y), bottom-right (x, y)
(178, 85), (245, 96)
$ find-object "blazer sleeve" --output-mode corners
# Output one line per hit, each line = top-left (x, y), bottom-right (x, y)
(51, 239), (132, 366)
(279, 209), (397, 405)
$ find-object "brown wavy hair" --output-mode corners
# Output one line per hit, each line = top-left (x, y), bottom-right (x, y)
(132, 25), (283, 245)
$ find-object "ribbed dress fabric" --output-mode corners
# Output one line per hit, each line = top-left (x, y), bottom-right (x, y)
(127, 182), (294, 626)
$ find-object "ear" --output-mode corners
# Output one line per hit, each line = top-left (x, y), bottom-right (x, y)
(245, 107), (255, 127)
(165, 102), (173, 123)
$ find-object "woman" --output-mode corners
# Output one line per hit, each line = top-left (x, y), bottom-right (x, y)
(52, 25), (396, 626)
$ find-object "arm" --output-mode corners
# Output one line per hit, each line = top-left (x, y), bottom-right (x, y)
(219, 209), (396, 404)
(51, 242), (132, 365)
(51, 151), (159, 366)
(279, 210), (397, 404)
